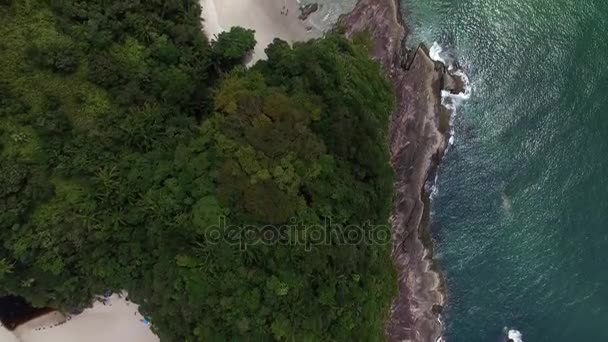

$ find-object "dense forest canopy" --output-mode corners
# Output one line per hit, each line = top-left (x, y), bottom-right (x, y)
(0, 0), (396, 340)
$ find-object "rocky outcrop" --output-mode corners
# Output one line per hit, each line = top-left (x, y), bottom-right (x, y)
(442, 70), (465, 95)
(342, 1), (458, 341)
(299, 3), (319, 21)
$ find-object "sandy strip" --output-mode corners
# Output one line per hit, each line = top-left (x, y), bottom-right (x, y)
(14, 294), (158, 342)
(1, 325), (20, 342)
(200, 0), (320, 62)
(200, 0), (224, 39)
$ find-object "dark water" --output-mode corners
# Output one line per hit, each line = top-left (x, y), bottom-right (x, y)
(0, 296), (52, 330)
(400, 0), (608, 340)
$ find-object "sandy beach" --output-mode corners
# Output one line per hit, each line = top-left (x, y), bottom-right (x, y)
(7, 294), (158, 342)
(200, 0), (320, 61)
(1, 325), (20, 342)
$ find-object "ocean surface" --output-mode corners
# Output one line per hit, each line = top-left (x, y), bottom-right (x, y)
(401, 0), (608, 341)
(320, 0), (608, 340)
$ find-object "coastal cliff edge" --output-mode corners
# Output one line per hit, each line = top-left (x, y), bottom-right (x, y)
(342, 1), (462, 341)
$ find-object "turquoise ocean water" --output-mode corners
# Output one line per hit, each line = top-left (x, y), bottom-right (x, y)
(400, 0), (608, 340)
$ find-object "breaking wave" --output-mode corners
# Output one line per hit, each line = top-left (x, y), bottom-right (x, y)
(430, 41), (472, 142)
(506, 328), (524, 342)
(428, 41), (471, 200)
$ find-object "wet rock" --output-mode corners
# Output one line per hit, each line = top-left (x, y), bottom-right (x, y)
(342, 1), (453, 341)
(442, 70), (465, 94)
(299, 3), (319, 21)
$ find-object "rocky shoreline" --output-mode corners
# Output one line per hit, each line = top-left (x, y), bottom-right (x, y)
(342, 1), (464, 341)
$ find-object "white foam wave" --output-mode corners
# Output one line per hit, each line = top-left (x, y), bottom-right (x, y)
(435, 316), (445, 342)
(426, 41), (472, 205)
(429, 42), (448, 65)
(450, 70), (472, 101)
(429, 42), (472, 154)
(429, 172), (440, 200)
(427, 42), (474, 342)
(431, 42), (472, 104)
(508, 329), (524, 342)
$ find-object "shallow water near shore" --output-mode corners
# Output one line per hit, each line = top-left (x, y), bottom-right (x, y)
(399, 0), (608, 340)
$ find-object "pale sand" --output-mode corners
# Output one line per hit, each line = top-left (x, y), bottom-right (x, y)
(1, 325), (20, 342)
(12, 311), (67, 338)
(200, 0), (320, 62)
(14, 294), (158, 342)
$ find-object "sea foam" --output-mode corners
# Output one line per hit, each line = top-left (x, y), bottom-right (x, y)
(430, 42), (448, 65)
(429, 42), (473, 158)
(431, 42), (472, 104)
(429, 42), (471, 151)
(427, 42), (471, 200)
(507, 328), (524, 342)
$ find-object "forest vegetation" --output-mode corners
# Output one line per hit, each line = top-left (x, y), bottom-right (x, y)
(0, 0), (396, 340)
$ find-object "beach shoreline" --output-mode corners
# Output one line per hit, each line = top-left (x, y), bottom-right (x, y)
(0, 325), (20, 342)
(4, 294), (158, 342)
(200, 0), (321, 62)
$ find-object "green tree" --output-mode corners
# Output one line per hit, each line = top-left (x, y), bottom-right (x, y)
(0, 259), (13, 280)
(0, 0), (396, 340)
(212, 27), (256, 71)
(28, 41), (80, 74)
